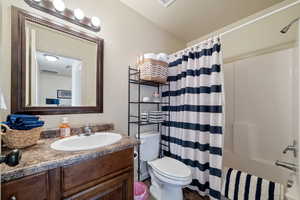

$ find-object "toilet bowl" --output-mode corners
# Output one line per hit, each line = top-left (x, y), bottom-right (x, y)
(148, 157), (192, 200)
(139, 132), (192, 200)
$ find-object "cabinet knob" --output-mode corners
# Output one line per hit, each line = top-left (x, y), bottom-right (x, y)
(10, 196), (17, 200)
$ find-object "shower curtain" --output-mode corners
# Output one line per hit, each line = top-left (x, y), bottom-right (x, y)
(162, 37), (224, 200)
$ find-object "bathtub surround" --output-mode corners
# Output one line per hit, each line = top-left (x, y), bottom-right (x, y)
(223, 48), (296, 184)
(162, 38), (224, 200)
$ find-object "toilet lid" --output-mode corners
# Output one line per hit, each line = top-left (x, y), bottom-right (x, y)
(149, 157), (191, 180)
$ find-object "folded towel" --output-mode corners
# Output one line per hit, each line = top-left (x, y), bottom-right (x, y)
(222, 168), (284, 200)
(3, 121), (44, 130)
(4, 114), (44, 130)
(7, 114), (39, 123)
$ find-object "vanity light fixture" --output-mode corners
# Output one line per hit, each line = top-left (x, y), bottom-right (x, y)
(53, 0), (65, 12)
(45, 55), (59, 62)
(91, 17), (101, 27)
(24, 0), (101, 32)
(74, 8), (84, 21)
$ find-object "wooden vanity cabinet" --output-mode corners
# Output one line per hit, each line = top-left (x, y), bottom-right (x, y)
(2, 172), (49, 200)
(1, 148), (134, 200)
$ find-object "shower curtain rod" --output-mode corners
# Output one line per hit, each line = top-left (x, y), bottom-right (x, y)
(171, 0), (300, 57)
(219, 0), (300, 37)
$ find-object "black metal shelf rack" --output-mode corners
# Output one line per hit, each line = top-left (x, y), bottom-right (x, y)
(128, 67), (171, 181)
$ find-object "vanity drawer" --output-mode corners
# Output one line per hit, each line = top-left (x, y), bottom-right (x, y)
(1, 172), (49, 200)
(64, 170), (133, 200)
(62, 148), (133, 192)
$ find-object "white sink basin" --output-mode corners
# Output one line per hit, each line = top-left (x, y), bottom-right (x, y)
(51, 132), (122, 151)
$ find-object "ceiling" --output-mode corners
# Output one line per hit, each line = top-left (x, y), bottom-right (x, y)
(37, 51), (81, 77)
(120, 0), (285, 42)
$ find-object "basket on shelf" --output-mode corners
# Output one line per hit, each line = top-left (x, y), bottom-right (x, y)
(139, 58), (168, 84)
(0, 123), (42, 149)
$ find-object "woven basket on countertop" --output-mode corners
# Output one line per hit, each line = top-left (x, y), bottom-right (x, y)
(139, 58), (168, 84)
(0, 123), (42, 149)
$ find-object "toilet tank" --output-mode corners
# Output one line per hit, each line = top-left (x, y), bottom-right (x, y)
(138, 132), (160, 161)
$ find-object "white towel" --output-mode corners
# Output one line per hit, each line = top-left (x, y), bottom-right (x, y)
(222, 168), (284, 200)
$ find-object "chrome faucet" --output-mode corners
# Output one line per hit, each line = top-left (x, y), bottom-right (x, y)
(283, 140), (297, 158)
(275, 160), (298, 172)
(83, 125), (93, 136)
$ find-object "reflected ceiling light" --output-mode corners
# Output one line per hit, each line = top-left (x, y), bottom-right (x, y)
(45, 54), (59, 62)
(74, 8), (84, 20)
(33, 0), (42, 2)
(91, 17), (100, 27)
(53, 0), (65, 12)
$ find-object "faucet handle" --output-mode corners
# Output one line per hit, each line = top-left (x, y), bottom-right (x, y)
(83, 124), (93, 135)
(283, 140), (298, 158)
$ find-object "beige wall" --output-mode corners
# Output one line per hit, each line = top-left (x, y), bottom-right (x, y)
(0, 0), (185, 130)
(39, 72), (72, 106)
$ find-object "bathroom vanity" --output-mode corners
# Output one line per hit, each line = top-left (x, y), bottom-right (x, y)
(1, 129), (137, 200)
(1, 6), (137, 199)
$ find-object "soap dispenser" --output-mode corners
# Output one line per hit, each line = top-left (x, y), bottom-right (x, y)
(59, 117), (71, 138)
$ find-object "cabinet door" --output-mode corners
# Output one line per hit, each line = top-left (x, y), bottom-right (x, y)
(64, 171), (133, 200)
(62, 148), (133, 192)
(1, 172), (49, 200)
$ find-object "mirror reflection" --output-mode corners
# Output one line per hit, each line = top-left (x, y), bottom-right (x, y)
(25, 21), (98, 107)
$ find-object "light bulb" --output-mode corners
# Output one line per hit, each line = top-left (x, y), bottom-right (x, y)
(53, 0), (65, 12)
(91, 17), (101, 27)
(74, 8), (84, 20)
(33, 0), (42, 2)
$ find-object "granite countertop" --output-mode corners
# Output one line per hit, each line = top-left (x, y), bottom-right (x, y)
(1, 132), (138, 183)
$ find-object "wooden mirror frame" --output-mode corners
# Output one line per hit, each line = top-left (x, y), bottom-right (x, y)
(11, 7), (104, 115)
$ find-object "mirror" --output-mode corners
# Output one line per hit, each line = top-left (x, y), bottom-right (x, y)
(11, 7), (103, 114)
(25, 21), (98, 107)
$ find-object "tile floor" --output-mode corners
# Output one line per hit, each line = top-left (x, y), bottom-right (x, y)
(143, 179), (208, 200)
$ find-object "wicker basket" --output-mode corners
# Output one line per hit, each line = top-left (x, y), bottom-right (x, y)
(139, 58), (168, 84)
(0, 123), (42, 149)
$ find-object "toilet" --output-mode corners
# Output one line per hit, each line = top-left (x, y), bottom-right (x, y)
(139, 132), (192, 200)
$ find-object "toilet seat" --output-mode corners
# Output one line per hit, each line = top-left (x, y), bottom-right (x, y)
(148, 157), (192, 183)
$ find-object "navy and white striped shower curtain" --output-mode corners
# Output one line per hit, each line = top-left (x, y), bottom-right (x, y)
(162, 38), (224, 200)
